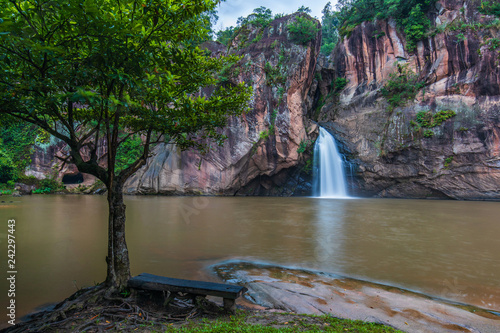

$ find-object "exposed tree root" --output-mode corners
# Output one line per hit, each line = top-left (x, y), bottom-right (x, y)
(3, 284), (227, 332)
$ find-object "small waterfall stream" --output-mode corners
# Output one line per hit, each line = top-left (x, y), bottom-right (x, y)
(313, 127), (349, 198)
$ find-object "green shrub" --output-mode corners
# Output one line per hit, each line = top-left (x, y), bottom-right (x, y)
(433, 110), (457, 126)
(288, 16), (319, 45)
(0, 121), (41, 177)
(479, 1), (500, 17)
(444, 156), (453, 168)
(258, 109), (279, 142)
(320, 42), (336, 56)
(485, 38), (500, 50)
(276, 87), (285, 101)
(336, 0), (434, 52)
(251, 30), (264, 44)
(297, 141), (306, 154)
(297, 140), (309, 153)
(0, 150), (14, 183)
(32, 178), (65, 194)
(16, 175), (39, 185)
(423, 129), (434, 137)
(416, 110), (456, 128)
(303, 158), (313, 174)
(259, 130), (270, 141)
(373, 31), (386, 39)
(215, 26), (236, 46)
(403, 4), (431, 52)
(334, 77), (348, 92)
(33, 187), (52, 194)
(380, 64), (425, 108)
(264, 61), (286, 86)
(217, 63), (234, 84)
(416, 111), (433, 127)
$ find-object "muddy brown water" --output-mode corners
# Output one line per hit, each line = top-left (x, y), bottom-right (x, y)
(0, 195), (499, 324)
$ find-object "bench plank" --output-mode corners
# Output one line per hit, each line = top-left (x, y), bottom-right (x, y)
(128, 273), (247, 300)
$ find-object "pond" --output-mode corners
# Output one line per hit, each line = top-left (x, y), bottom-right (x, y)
(1, 195), (499, 325)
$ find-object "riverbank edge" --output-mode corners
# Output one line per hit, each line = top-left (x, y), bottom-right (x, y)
(5, 184), (500, 201)
(0, 291), (402, 332)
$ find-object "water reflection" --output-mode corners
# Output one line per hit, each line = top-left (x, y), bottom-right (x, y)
(1, 195), (499, 325)
(313, 199), (345, 272)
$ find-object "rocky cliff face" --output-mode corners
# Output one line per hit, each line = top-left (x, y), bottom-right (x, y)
(26, 2), (500, 200)
(124, 14), (321, 195)
(316, 0), (500, 199)
(27, 136), (106, 186)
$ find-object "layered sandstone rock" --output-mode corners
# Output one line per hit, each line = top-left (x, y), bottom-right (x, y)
(124, 14), (321, 195)
(26, 2), (500, 200)
(317, 0), (500, 199)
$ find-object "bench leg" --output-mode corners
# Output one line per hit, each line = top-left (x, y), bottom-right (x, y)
(223, 298), (236, 313)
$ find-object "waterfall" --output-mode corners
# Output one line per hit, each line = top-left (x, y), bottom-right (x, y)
(313, 127), (349, 198)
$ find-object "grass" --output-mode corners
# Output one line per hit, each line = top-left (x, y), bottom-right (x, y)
(162, 311), (402, 333)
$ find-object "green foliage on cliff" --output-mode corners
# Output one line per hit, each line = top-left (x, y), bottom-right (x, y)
(485, 37), (500, 50)
(297, 139), (314, 154)
(380, 64), (425, 108)
(444, 156), (454, 168)
(288, 16), (320, 45)
(423, 129), (434, 137)
(404, 4), (432, 52)
(335, 0), (434, 52)
(217, 7), (321, 48)
(480, 1), (500, 17)
(415, 110), (456, 128)
(216, 7), (275, 46)
(0, 150), (14, 183)
(258, 109), (278, 142)
(334, 78), (349, 92)
(216, 26), (236, 46)
(0, 122), (42, 181)
(264, 60), (286, 86)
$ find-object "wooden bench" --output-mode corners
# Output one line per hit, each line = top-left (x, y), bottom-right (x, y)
(128, 273), (248, 312)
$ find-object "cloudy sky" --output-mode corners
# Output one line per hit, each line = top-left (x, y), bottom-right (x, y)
(215, 0), (334, 31)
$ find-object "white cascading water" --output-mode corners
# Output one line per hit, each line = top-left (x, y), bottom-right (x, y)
(313, 127), (349, 198)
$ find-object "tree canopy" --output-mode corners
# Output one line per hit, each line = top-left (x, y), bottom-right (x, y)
(216, 6), (276, 46)
(320, 2), (340, 55)
(335, 0), (434, 51)
(0, 0), (251, 288)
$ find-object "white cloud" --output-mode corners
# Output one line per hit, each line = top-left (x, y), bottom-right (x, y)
(215, 0), (335, 31)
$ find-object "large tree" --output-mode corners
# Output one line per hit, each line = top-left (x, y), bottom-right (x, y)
(0, 0), (251, 290)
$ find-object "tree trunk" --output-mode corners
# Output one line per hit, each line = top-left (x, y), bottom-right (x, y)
(105, 182), (131, 289)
